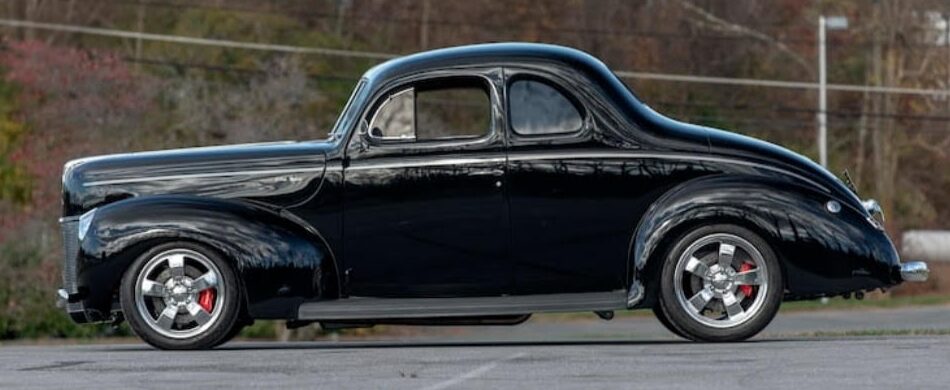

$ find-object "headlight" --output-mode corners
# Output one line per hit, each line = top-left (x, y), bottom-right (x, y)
(77, 208), (97, 241)
(862, 199), (883, 219)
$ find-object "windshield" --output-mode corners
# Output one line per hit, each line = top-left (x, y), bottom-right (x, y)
(328, 79), (368, 141)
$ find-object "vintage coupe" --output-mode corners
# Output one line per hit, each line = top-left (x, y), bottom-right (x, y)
(58, 43), (928, 349)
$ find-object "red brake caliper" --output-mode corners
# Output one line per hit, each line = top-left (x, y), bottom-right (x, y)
(738, 262), (755, 297)
(198, 289), (215, 312)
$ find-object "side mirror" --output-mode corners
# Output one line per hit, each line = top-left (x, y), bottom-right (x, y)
(369, 127), (384, 138)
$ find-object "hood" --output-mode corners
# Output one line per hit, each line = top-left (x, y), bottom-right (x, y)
(62, 141), (332, 216)
(705, 127), (864, 212)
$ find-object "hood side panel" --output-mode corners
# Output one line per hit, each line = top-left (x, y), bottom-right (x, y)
(63, 143), (329, 216)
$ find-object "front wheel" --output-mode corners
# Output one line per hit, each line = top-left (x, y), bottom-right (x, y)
(120, 241), (243, 350)
(657, 224), (783, 342)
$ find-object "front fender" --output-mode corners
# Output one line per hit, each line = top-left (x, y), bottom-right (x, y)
(78, 195), (338, 319)
(631, 175), (899, 300)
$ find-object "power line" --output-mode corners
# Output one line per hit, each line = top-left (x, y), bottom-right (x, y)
(618, 71), (950, 97)
(0, 18), (396, 60)
(651, 100), (950, 123)
(125, 56), (950, 126)
(1, 18), (948, 98)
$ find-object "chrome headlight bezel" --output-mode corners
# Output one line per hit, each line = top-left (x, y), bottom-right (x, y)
(861, 199), (885, 231)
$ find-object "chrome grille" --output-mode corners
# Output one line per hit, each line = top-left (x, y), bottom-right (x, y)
(60, 218), (79, 294)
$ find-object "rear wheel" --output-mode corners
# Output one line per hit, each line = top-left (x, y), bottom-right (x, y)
(120, 241), (243, 350)
(657, 224), (782, 342)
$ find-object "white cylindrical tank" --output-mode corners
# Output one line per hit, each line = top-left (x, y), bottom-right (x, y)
(902, 230), (950, 263)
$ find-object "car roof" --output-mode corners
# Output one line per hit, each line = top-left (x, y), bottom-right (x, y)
(361, 42), (612, 85)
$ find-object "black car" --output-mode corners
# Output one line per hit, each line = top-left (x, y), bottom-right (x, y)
(58, 43), (928, 349)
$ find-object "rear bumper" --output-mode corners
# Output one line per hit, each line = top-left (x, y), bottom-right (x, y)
(899, 261), (929, 282)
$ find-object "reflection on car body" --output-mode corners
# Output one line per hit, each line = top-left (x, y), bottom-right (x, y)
(57, 43), (927, 350)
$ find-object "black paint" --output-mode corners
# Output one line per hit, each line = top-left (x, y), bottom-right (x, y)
(59, 43), (901, 323)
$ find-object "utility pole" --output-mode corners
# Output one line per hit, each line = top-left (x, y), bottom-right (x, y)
(335, 0), (349, 37)
(419, 0), (431, 50)
(817, 15), (848, 168)
(818, 16), (827, 167)
(945, 13), (949, 129)
(135, 0), (145, 72)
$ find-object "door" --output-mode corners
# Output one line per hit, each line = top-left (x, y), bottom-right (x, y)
(504, 72), (631, 295)
(343, 72), (511, 298)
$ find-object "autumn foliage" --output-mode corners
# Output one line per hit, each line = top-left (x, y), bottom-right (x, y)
(0, 0), (947, 339)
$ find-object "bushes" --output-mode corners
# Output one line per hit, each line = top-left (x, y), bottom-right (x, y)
(0, 37), (342, 340)
(0, 227), (129, 339)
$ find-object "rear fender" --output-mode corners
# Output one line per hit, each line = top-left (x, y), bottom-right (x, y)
(629, 174), (899, 304)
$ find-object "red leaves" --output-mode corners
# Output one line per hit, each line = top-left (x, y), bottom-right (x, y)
(0, 40), (155, 240)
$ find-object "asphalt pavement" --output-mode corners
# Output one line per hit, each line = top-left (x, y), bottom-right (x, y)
(2, 305), (949, 389)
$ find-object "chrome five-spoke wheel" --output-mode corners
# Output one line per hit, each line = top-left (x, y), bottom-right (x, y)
(135, 248), (225, 339)
(674, 233), (768, 328)
(656, 225), (782, 342)
(121, 242), (243, 350)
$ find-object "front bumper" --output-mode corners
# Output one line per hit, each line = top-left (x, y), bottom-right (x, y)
(899, 261), (929, 282)
(56, 288), (95, 323)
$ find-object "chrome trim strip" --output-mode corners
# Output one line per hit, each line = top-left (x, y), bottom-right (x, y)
(346, 151), (825, 191)
(346, 156), (506, 171)
(297, 290), (627, 320)
(83, 167), (325, 187)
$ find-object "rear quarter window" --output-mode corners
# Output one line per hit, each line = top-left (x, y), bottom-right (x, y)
(509, 79), (583, 136)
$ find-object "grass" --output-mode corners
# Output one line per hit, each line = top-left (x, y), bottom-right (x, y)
(780, 294), (950, 312)
(531, 294), (950, 323)
(795, 328), (950, 338)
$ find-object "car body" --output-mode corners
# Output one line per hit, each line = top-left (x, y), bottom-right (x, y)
(58, 43), (928, 349)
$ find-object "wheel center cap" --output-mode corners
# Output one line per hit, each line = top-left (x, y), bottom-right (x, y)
(169, 284), (191, 304)
(711, 272), (730, 289)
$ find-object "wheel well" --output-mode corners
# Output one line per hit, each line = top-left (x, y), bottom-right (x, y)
(111, 237), (248, 319)
(636, 216), (787, 308)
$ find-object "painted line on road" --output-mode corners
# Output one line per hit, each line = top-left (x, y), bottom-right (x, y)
(419, 352), (527, 390)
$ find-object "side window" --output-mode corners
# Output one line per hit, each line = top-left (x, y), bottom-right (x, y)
(369, 89), (414, 140)
(508, 79), (583, 136)
(368, 78), (491, 142)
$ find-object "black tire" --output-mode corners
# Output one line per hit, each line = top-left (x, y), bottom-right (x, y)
(212, 318), (248, 348)
(120, 241), (243, 350)
(652, 303), (687, 339)
(657, 224), (782, 342)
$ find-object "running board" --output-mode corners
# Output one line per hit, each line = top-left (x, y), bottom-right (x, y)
(297, 290), (627, 320)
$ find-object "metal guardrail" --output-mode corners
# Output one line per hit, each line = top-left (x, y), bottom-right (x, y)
(902, 230), (950, 263)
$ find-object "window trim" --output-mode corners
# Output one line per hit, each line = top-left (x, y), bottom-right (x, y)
(367, 87), (416, 142)
(362, 74), (496, 148)
(505, 73), (588, 139)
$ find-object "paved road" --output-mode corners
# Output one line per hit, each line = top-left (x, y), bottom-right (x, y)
(2, 306), (949, 389)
